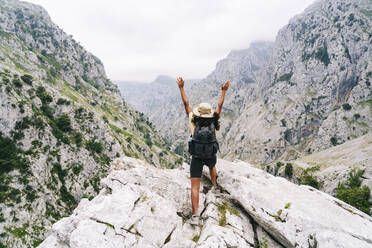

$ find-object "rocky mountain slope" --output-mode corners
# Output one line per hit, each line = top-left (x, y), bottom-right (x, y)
(225, 0), (372, 164)
(40, 157), (372, 248)
(0, 0), (179, 247)
(280, 133), (372, 202)
(264, 133), (371, 214)
(121, 0), (372, 164)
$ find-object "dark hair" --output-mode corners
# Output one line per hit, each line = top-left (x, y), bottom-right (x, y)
(192, 112), (220, 131)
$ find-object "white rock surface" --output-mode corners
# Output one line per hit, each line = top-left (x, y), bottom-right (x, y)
(40, 156), (372, 247)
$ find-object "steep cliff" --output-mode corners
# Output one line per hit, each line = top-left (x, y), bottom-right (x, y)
(225, 0), (372, 164)
(0, 0), (179, 246)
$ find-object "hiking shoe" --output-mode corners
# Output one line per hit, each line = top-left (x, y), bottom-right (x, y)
(188, 215), (201, 226)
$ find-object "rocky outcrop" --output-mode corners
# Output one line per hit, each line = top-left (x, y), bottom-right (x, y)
(40, 157), (372, 247)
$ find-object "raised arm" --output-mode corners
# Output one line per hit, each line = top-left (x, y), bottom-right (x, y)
(177, 77), (192, 116)
(215, 81), (230, 116)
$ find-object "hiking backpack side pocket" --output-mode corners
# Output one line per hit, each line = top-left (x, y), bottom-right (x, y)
(188, 136), (194, 155)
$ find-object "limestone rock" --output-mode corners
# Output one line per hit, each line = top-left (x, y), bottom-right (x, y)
(40, 156), (372, 247)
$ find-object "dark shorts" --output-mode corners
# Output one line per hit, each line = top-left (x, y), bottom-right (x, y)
(190, 156), (217, 178)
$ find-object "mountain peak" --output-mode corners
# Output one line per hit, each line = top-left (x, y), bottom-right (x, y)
(153, 75), (176, 85)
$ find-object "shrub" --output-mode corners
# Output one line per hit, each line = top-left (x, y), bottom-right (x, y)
(72, 164), (83, 175)
(74, 132), (83, 147)
(0, 211), (4, 222)
(60, 185), (76, 205)
(25, 185), (37, 202)
(274, 162), (284, 175)
(281, 119), (287, 127)
(298, 166), (322, 189)
(285, 163), (293, 178)
(91, 176), (101, 193)
(145, 136), (152, 147)
(102, 116), (108, 123)
(278, 72), (293, 82)
(12, 78), (22, 88)
(8, 188), (21, 202)
(11, 130), (24, 140)
(52, 162), (67, 181)
(86, 139), (103, 154)
(330, 136), (337, 146)
(14, 116), (31, 130)
(314, 47), (330, 66)
(51, 127), (69, 144)
(36, 86), (53, 104)
(337, 185), (370, 215)
(56, 114), (71, 132)
(20, 74), (33, 85)
(300, 175), (322, 189)
(98, 154), (111, 166)
(342, 103), (352, 110)
(346, 169), (364, 188)
(41, 104), (55, 119)
(32, 117), (44, 130)
(56, 98), (70, 105)
(336, 169), (370, 215)
(74, 107), (86, 119)
(0, 135), (30, 176)
(353, 113), (360, 120)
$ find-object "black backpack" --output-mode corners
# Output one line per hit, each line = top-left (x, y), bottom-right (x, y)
(188, 117), (219, 158)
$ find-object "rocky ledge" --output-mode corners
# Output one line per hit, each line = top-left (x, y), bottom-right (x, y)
(39, 157), (372, 248)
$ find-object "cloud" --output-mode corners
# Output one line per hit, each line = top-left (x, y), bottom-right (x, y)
(26, 0), (315, 81)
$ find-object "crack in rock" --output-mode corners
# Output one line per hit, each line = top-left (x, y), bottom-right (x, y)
(308, 234), (318, 248)
(162, 226), (176, 245)
(111, 178), (128, 187)
(131, 196), (142, 211)
(229, 198), (287, 248)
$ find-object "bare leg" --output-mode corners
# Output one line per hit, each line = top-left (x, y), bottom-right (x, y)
(209, 166), (218, 189)
(191, 178), (201, 215)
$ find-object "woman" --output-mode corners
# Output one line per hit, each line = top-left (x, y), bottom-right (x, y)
(177, 77), (229, 225)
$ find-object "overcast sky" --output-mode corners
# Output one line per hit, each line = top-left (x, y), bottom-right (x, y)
(27, 0), (315, 82)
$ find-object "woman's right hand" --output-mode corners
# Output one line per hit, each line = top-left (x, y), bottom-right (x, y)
(221, 81), (230, 91)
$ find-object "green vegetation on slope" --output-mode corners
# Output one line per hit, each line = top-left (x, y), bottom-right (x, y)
(336, 169), (371, 215)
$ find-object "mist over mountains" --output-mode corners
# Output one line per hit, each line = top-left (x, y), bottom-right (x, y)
(117, 76), (199, 125)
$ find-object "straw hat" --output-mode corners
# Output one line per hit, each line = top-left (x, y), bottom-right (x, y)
(192, 102), (214, 118)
